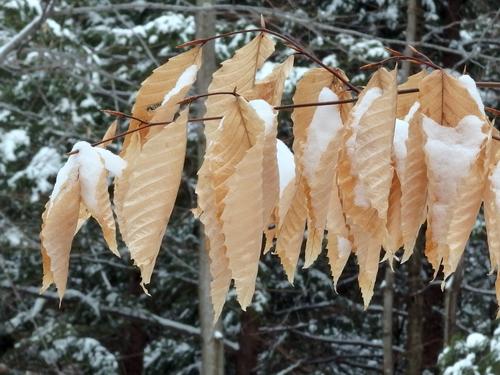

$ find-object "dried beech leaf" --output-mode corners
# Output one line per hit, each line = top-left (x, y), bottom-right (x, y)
(339, 68), (397, 307)
(396, 70), (427, 119)
(221, 124), (266, 309)
(275, 178), (307, 283)
(118, 110), (188, 289)
(40, 168), (80, 299)
(484, 139), (500, 314)
(326, 173), (352, 289)
(245, 55), (294, 106)
(419, 71), (488, 274)
(290, 68), (352, 267)
(383, 172), (403, 265)
(204, 33), (275, 136)
(125, 46), (202, 145)
(197, 169), (232, 322)
(198, 98), (271, 318)
(114, 133), (141, 245)
(400, 109), (427, 262)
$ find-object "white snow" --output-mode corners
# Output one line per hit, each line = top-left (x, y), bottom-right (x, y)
(489, 163), (500, 208)
(443, 353), (477, 375)
(8, 146), (62, 202)
(161, 64), (198, 106)
(303, 87), (344, 179)
(337, 236), (352, 258)
(404, 101), (420, 123)
(249, 99), (275, 134)
(276, 139), (295, 196)
(95, 148), (126, 177)
(466, 332), (487, 349)
(51, 155), (78, 201)
(0, 129), (30, 161)
(423, 114), (487, 242)
(393, 119), (409, 176)
(50, 142), (126, 210)
(459, 75), (485, 115)
(70, 142), (103, 211)
(347, 87), (383, 208)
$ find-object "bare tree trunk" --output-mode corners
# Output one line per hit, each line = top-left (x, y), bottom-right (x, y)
(196, 1), (225, 374)
(401, 0), (418, 78)
(406, 229), (424, 375)
(383, 2), (420, 373)
(383, 265), (394, 375)
(444, 256), (464, 345)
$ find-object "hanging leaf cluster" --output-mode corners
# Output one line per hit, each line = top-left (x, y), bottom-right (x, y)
(39, 30), (500, 321)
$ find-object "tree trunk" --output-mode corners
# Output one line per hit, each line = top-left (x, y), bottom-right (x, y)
(236, 310), (259, 375)
(195, 1), (225, 374)
(401, 0), (419, 78)
(383, 265), (394, 375)
(444, 255), (464, 345)
(406, 229), (424, 375)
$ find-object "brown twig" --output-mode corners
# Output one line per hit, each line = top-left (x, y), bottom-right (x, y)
(66, 115), (223, 155)
(486, 106), (500, 116)
(177, 27), (361, 94)
(178, 90), (240, 106)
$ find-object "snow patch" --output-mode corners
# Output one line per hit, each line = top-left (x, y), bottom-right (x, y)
(423, 114), (487, 242)
(95, 148), (126, 177)
(276, 139), (295, 196)
(303, 87), (343, 179)
(0, 129), (30, 161)
(393, 119), (409, 176)
(466, 332), (487, 349)
(51, 142), (125, 210)
(459, 75), (484, 115)
(250, 99), (275, 134)
(404, 101), (420, 123)
(161, 65), (198, 106)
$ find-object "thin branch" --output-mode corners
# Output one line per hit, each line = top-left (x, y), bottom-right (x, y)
(178, 27), (361, 94)
(0, 0), (55, 64)
(178, 90), (240, 106)
(66, 115), (223, 155)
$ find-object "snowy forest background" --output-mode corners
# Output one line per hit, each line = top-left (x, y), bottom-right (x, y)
(1, 0), (499, 374)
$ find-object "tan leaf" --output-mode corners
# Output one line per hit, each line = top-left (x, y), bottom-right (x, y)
(400, 109), (427, 262)
(117, 109), (188, 289)
(351, 68), (397, 220)
(419, 72), (489, 274)
(383, 172), (403, 265)
(114, 132), (141, 245)
(197, 98), (272, 317)
(419, 70), (484, 126)
(124, 46), (202, 146)
(290, 68), (352, 267)
(275, 177), (307, 283)
(100, 120), (118, 148)
(338, 68), (397, 307)
(326, 173), (352, 289)
(221, 120), (266, 309)
(197, 169), (231, 322)
(396, 70), (427, 119)
(484, 138), (500, 314)
(204, 33), (275, 137)
(245, 55), (294, 106)
(40, 167), (80, 299)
